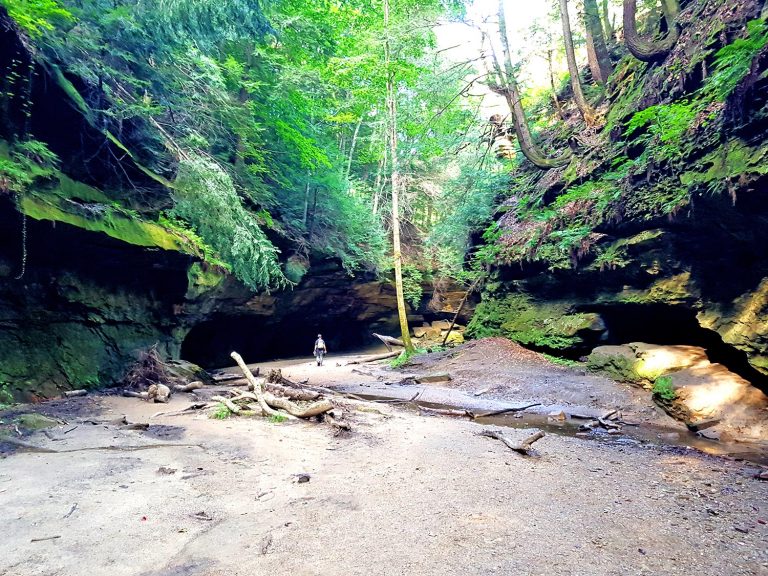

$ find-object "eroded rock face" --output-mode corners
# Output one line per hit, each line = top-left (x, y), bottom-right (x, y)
(588, 343), (768, 441)
(473, 216), (768, 382)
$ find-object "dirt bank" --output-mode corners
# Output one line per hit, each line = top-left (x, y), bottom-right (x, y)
(1, 348), (767, 576)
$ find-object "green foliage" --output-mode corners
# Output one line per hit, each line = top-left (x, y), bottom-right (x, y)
(652, 376), (677, 401)
(542, 354), (581, 368)
(706, 19), (768, 101)
(171, 157), (286, 291)
(209, 402), (232, 420)
(0, 0), (72, 37)
(625, 99), (701, 164)
(269, 413), (288, 424)
(401, 265), (424, 309)
(0, 384), (14, 408)
(390, 348), (423, 369)
(0, 139), (59, 194)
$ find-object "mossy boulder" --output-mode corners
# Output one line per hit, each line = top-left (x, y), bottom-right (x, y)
(587, 343), (710, 384)
(466, 293), (607, 352)
(14, 413), (60, 431)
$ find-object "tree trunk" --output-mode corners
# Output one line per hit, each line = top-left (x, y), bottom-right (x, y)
(384, 0), (414, 353)
(547, 49), (567, 121)
(346, 115), (363, 181)
(487, 3), (571, 169)
(558, 0), (596, 124)
(302, 179), (310, 227)
(602, 0), (615, 46)
(583, 0), (613, 84)
(623, 0), (680, 62)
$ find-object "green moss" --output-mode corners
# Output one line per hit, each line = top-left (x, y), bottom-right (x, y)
(15, 413), (60, 430)
(186, 262), (225, 298)
(466, 293), (597, 351)
(586, 351), (642, 382)
(681, 140), (768, 188)
(20, 194), (196, 253)
(284, 257), (308, 284)
(55, 173), (113, 203)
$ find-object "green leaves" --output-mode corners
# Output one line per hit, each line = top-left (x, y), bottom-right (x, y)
(0, 0), (72, 37)
(171, 157), (286, 291)
(706, 19), (768, 101)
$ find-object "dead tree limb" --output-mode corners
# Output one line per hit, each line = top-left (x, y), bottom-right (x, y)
(442, 276), (481, 346)
(479, 429), (546, 455)
(211, 395), (241, 415)
(173, 381), (203, 393)
(372, 333), (405, 352)
(473, 403), (541, 419)
(64, 390), (88, 398)
(419, 407), (472, 418)
(264, 382), (321, 401)
(345, 351), (400, 365)
(263, 392), (333, 418)
(231, 352), (288, 419)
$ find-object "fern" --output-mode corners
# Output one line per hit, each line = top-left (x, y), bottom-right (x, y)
(171, 156), (286, 291)
(706, 19), (768, 101)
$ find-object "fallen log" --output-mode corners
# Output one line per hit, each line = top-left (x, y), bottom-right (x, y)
(479, 429), (546, 455)
(231, 352), (291, 419)
(173, 381), (204, 393)
(473, 403), (541, 419)
(122, 390), (148, 399)
(597, 417), (621, 430)
(414, 372), (451, 384)
(372, 333), (405, 352)
(419, 406), (472, 418)
(265, 382), (321, 401)
(345, 351), (400, 365)
(263, 392), (333, 418)
(64, 390), (88, 398)
(150, 403), (208, 418)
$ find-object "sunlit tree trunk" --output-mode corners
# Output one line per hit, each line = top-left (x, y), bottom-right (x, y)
(623, 0), (680, 62)
(583, 0), (613, 84)
(558, 0), (596, 124)
(384, 0), (414, 353)
(484, 2), (571, 169)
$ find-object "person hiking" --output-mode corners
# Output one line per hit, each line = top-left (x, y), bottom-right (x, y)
(313, 334), (327, 366)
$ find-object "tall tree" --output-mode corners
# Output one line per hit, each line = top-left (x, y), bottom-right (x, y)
(384, 0), (415, 353)
(583, 0), (613, 84)
(602, 0), (616, 46)
(483, 2), (571, 170)
(558, 0), (597, 124)
(623, 0), (680, 62)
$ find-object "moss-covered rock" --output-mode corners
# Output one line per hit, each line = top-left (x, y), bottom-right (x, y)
(466, 293), (606, 352)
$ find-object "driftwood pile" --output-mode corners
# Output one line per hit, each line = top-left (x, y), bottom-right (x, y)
(575, 409), (634, 433)
(143, 352), (350, 433)
(120, 345), (183, 403)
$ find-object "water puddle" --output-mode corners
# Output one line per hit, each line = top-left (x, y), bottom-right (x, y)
(358, 393), (768, 465)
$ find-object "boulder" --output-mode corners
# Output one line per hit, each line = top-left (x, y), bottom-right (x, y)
(443, 331), (465, 345)
(587, 343), (709, 383)
(666, 363), (768, 440)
